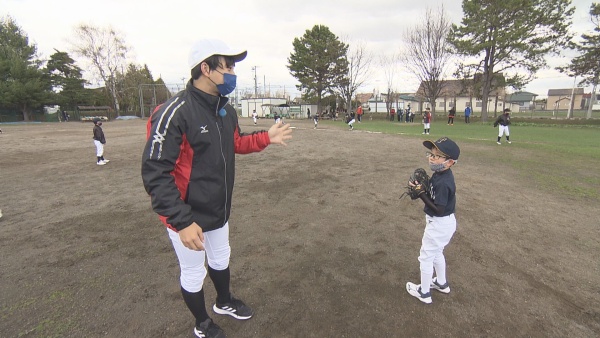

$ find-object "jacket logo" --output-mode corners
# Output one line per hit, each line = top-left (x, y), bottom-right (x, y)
(200, 125), (209, 134)
(152, 131), (165, 145)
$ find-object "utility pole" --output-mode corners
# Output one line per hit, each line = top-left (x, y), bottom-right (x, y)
(252, 66), (258, 98)
(567, 76), (576, 119)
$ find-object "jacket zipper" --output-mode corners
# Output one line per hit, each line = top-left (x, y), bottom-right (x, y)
(216, 98), (228, 224)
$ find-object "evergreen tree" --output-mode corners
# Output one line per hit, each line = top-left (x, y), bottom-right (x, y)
(559, 3), (600, 119)
(0, 16), (51, 121)
(288, 25), (348, 114)
(448, 0), (574, 121)
(46, 50), (88, 110)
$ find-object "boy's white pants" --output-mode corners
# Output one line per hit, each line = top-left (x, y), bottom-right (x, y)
(94, 140), (104, 157)
(418, 214), (456, 294)
(167, 222), (231, 293)
(498, 125), (510, 137)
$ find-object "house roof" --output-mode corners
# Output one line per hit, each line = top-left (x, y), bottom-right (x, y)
(506, 91), (538, 103)
(355, 93), (373, 103)
(398, 94), (418, 101)
(547, 88), (585, 96)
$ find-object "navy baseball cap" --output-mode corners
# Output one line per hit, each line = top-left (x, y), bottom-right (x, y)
(424, 137), (460, 160)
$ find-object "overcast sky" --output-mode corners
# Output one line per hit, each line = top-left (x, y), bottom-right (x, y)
(2, 0), (597, 99)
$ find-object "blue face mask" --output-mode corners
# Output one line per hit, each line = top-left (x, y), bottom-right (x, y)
(216, 72), (237, 96)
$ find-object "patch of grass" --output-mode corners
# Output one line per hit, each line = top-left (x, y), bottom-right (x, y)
(3, 288), (76, 336)
(320, 118), (600, 200)
(1, 297), (37, 319)
(18, 317), (77, 338)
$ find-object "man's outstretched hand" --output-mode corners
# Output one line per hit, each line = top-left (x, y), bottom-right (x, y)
(268, 122), (293, 146)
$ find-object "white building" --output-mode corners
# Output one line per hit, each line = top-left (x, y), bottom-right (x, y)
(240, 98), (287, 117)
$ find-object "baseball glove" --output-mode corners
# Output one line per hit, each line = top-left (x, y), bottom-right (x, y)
(400, 168), (431, 200)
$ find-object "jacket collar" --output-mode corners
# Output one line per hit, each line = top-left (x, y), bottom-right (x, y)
(187, 80), (229, 113)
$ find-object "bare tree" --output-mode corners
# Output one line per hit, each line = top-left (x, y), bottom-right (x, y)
(70, 24), (130, 116)
(336, 40), (372, 113)
(401, 6), (453, 113)
(380, 54), (399, 118)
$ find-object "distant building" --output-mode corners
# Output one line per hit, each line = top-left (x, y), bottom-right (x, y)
(355, 93), (374, 105)
(240, 98), (287, 117)
(547, 88), (585, 110)
(505, 91), (538, 112)
(416, 79), (506, 113)
(582, 92), (600, 111)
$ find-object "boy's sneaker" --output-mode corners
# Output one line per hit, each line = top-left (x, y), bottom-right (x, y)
(406, 282), (432, 304)
(507, 141), (511, 144)
(97, 161), (106, 166)
(213, 296), (254, 320)
(497, 141), (501, 145)
(103, 159), (110, 163)
(430, 277), (451, 294)
(194, 318), (225, 338)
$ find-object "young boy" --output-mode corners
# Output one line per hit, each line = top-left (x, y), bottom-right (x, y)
(313, 113), (319, 129)
(346, 111), (356, 130)
(422, 107), (432, 134)
(92, 119), (109, 166)
(494, 108), (512, 144)
(406, 137), (460, 304)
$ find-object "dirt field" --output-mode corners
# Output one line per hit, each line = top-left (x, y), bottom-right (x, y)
(1, 118), (598, 338)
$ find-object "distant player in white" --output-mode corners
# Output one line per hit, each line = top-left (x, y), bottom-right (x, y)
(251, 109), (257, 125)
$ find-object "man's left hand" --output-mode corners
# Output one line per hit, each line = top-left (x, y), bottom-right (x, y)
(268, 122), (293, 146)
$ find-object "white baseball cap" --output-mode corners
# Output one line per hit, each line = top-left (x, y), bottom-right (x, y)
(188, 39), (247, 70)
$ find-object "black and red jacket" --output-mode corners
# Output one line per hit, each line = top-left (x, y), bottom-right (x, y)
(142, 82), (270, 232)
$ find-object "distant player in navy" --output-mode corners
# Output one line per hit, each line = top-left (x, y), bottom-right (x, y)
(346, 111), (356, 130)
(494, 108), (512, 144)
(92, 119), (109, 166)
(313, 113), (319, 129)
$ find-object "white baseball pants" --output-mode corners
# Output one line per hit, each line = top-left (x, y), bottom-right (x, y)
(498, 125), (510, 137)
(94, 140), (104, 157)
(168, 222), (231, 293)
(418, 214), (456, 294)
(423, 123), (431, 129)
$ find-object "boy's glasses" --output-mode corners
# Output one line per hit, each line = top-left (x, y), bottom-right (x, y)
(425, 151), (446, 160)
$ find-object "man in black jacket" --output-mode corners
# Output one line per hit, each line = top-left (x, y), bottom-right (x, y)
(142, 39), (292, 338)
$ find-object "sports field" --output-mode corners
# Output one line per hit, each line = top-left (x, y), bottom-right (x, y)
(0, 117), (598, 337)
